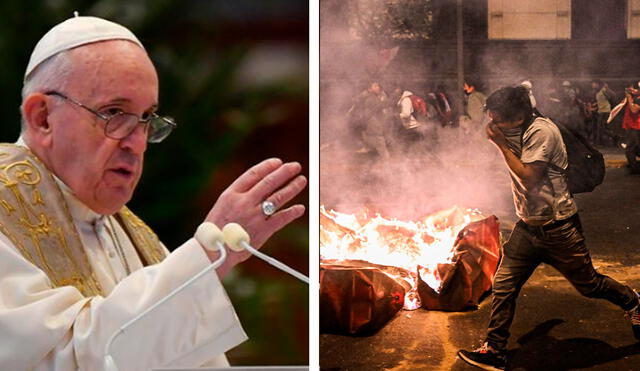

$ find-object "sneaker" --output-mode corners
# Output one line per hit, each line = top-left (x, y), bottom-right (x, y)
(626, 292), (640, 340)
(458, 342), (506, 371)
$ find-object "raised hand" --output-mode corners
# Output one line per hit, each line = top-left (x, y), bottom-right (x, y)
(203, 158), (307, 275)
(486, 122), (508, 150)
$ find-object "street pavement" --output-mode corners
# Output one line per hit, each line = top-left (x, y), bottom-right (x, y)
(320, 147), (640, 370)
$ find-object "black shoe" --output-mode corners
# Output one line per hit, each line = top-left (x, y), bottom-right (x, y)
(458, 342), (506, 371)
(626, 292), (640, 340)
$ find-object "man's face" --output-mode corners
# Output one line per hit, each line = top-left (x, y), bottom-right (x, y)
(369, 83), (381, 95)
(42, 41), (159, 215)
(487, 109), (522, 129)
(463, 83), (474, 94)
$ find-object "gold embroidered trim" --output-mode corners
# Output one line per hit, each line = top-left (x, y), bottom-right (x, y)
(0, 144), (167, 296)
(0, 144), (102, 296)
(116, 207), (166, 266)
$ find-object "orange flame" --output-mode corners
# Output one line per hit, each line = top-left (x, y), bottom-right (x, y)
(320, 205), (485, 310)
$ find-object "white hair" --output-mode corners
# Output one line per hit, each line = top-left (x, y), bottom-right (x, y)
(20, 51), (74, 132)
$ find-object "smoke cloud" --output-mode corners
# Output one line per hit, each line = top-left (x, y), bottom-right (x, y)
(320, 2), (516, 222)
(320, 121), (516, 221)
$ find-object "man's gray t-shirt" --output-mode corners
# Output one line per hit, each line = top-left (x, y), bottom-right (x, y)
(502, 117), (578, 222)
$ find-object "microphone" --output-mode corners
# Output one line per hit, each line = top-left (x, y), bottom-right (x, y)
(104, 222), (227, 371)
(222, 223), (309, 284)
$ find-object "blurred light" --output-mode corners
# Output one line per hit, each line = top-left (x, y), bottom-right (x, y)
(234, 43), (306, 89)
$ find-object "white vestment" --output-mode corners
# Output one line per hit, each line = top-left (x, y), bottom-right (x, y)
(0, 139), (247, 370)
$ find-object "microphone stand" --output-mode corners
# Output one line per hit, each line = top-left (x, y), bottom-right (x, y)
(104, 223), (227, 371)
(223, 223), (309, 284)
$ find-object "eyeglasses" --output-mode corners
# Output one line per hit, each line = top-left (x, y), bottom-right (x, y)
(45, 91), (177, 143)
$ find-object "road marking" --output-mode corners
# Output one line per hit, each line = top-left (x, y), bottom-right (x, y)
(384, 311), (459, 371)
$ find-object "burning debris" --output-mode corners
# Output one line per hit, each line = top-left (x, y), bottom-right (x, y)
(320, 206), (501, 335)
(320, 264), (406, 336)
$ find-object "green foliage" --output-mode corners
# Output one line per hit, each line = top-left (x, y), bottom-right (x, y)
(348, 0), (433, 41)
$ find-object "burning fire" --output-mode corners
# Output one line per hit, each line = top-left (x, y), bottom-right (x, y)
(320, 205), (487, 310)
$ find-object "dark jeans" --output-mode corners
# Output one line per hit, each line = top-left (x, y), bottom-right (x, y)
(595, 113), (614, 146)
(625, 129), (640, 171)
(486, 214), (638, 351)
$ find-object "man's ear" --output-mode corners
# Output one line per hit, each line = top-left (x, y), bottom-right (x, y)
(22, 93), (53, 146)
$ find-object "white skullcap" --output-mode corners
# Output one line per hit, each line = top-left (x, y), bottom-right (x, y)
(25, 14), (144, 81)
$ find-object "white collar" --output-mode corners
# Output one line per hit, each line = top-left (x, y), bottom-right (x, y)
(15, 136), (105, 224)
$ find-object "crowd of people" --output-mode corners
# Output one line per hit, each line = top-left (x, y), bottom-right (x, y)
(346, 77), (640, 173)
(345, 81), (455, 159)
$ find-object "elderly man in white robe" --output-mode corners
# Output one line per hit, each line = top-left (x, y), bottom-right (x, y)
(0, 15), (307, 371)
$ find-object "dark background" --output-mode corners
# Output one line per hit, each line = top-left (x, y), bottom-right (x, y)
(0, 0), (309, 366)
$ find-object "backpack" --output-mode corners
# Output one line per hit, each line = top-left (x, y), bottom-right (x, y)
(521, 116), (605, 194)
(408, 94), (428, 118)
(434, 92), (453, 124)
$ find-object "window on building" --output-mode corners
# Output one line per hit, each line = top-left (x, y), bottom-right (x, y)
(488, 0), (571, 39)
(629, 0), (640, 38)
(573, 0), (626, 40)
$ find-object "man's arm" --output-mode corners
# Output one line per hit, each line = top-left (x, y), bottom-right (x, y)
(0, 235), (246, 370)
(486, 122), (547, 191)
(626, 91), (640, 114)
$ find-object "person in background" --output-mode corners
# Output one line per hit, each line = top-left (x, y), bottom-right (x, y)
(559, 80), (586, 135)
(538, 82), (563, 123)
(463, 77), (487, 128)
(620, 81), (640, 174)
(433, 83), (454, 127)
(395, 87), (440, 154)
(591, 79), (616, 146)
(359, 82), (390, 159)
(348, 81), (390, 158)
